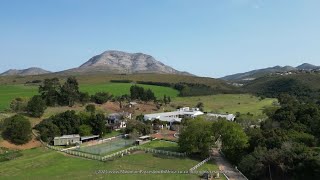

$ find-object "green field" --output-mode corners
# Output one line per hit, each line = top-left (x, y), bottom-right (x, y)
(0, 85), (38, 111)
(174, 94), (276, 118)
(0, 83), (179, 112)
(80, 83), (179, 98)
(0, 147), (220, 180)
(141, 140), (180, 152)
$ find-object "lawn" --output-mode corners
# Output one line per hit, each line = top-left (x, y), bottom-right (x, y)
(141, 140), (180, 152)
(0, 83), (179, 112)
(0, 147), (210, 180)
(174, 94), (276, 118)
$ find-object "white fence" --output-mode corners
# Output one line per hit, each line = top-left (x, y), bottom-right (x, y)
(45, 143), (187, 162)
(189, 156), (213, 171)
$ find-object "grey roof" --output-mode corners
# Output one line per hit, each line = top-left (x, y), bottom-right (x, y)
(81, 135), (100, 141)
(54, 134), (80, 140)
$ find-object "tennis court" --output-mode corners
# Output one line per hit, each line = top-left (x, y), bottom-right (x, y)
(75, 137), (135, 155)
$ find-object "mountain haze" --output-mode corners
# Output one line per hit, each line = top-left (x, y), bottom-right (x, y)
(0, 67), (51, 76)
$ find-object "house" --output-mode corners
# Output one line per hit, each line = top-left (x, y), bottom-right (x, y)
(206, 113), (236, 121)
(53, 134), (81, 146)
(107, 112), (131, 130)
(144, 107), (204, 125)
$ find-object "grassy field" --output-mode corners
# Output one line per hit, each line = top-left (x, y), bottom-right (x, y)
(0, 85), (38, 111)
(0, 147), (222, 180)
(80, 83), (179, 98)
(0, 83), (178, 112)
(173, 94), (276, 118)
(141, 140), (180, 152)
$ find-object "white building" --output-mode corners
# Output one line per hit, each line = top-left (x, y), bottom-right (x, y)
(144, 107), (204, 124)
(207, 113), (236, 121)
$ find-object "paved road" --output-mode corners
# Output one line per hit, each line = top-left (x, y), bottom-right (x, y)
(212, 149), (247, 180)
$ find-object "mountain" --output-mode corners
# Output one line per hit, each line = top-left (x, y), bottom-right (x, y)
(61, 50), (192, 75)
(296, 63), (319, 70)
(0, 67), (51, 76)
(221, 63), (319, 81)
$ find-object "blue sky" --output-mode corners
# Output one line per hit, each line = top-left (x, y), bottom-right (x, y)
(1, 0), (320, 77)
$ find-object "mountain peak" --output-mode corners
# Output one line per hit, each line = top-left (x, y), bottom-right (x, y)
(75, 50), (191, 75)
(296, 63), (318, 69)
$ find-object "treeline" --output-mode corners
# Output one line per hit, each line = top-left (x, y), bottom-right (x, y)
(245, 78), (320, 103)
(130, 85), (156, 101)
(136, 81), (219, 96)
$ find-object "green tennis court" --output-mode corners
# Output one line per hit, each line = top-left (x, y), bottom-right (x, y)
(76, 138), (135, 155)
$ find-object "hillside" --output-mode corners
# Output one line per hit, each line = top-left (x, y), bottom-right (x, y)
(60, 50), (192, 75)
(0, 67), (51, 76)
(221, 63), (319, 81)
(242, 73), (320, 96)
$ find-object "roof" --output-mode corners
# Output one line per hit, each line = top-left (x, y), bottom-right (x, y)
(144, 108), (204, 120)
(80, 135), (100, 141)
(54, 134), (80, 140)
(207, 113), (236, 121)
(139, 135), (151, 140)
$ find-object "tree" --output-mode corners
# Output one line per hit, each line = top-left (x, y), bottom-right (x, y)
(91, 92), (113, 104)
(212, 120), (249, 163)
(85, 104), (96, 114)
(10, 97), (28, 112)
(50, 110), (81, 135)
(196, 102), (204, 111)
(2, 115), (32, 145)
(39, 78), (61, 106)
(34, 119), (60, 142)
(27, 95), (47, 117)
(90, 113), (106, 136)
(178, 118), (214, 158)
(79, 125), (92, 136)
(79, 92), (90, 105)
(59, 77), (80, 106)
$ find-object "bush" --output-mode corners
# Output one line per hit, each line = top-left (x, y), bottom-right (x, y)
(10, 97), (28, 112)
(91, 92), (113, 104)
(27, 95), (47, 117)
(2, 115), (32, 145)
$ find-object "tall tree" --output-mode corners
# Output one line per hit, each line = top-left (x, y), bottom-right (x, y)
(39, 78), (61, 106)
(59, 77), (80, 106)
(27, 95), (47, 117)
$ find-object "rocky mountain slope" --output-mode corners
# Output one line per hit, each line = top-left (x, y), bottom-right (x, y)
(61, 50), (192, 75)
(0, 67), (51, 76)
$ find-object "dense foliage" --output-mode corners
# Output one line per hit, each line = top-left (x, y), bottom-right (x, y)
(34, 110), (108, 143)
(130, 85), (156, 101)
(238, 94), (320, 180)
(2, 115), (32, 145)
(27, 95), (46, 117)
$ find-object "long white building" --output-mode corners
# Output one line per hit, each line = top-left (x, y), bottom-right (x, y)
(144, 107), (204, 124)
(207, 113), (236, 121)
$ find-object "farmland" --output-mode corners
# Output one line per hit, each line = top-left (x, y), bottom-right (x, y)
(0, 83), (179, 112)
(0, 147), (223, 180)
(173, 94), (276, 118)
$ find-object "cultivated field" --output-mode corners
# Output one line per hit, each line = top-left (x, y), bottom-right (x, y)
(0, 147), (225, 180)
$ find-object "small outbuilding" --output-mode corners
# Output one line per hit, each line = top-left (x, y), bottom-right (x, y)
(135, 135), (151, 145)
(53, 134), (81, 146)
